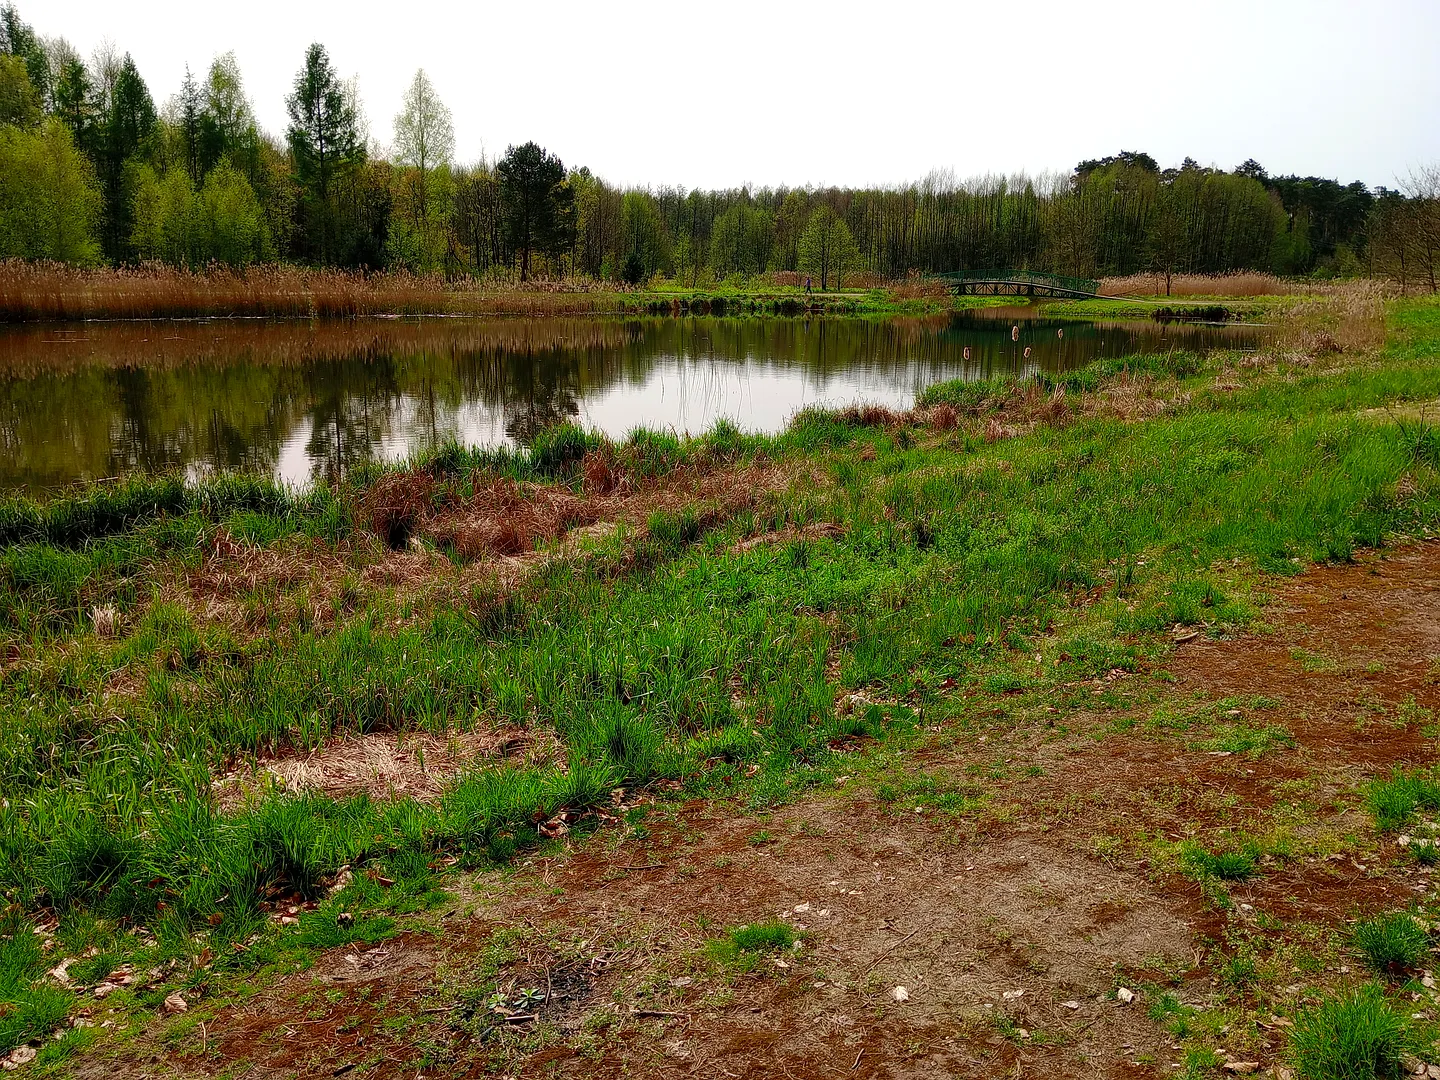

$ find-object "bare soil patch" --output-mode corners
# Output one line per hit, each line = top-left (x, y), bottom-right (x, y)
(73, 545), (1440, 1079)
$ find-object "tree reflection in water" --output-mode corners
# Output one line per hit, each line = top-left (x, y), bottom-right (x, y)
(0, 313), (1263, 490)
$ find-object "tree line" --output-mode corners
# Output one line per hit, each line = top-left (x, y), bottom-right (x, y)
(0, 5), (1434, 289)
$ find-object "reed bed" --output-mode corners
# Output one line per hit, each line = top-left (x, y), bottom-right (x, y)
(0, 262), (624, 322)
(1099, 271), (1334, 297)
(1272, 279), (1391, 354)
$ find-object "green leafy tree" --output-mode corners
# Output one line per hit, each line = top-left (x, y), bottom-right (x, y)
(1147, 178), (1190, 295)
(131, 161), (270, 267)
(771, 189), (809, 271)
(286, 43), (363, 264)
(392, 68), (453, 268)
(198, 163), (269, 265)
(709, 202), (772, 278)
(797, 206), (858, 290)
(0, 118), (102, 262)
(0, 53), (39, 128)
(0, 4), (47, 109)
(130, 163), (196, 264)
(200, 52), (254, 174)
(620, 190), (671, 281)
(497, 141), (573, 281)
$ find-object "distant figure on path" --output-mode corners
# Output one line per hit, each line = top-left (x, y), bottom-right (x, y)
(805, 276), (813, 296)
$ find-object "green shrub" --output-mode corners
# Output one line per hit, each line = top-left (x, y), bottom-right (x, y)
(1290, 983), (1411, 1080)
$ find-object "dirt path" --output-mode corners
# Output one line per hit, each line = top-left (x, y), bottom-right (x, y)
(79, 545), (1440, 1080)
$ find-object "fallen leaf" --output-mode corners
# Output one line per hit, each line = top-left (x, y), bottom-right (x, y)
(2, 1046), (37, 1071)
(46, 958), (74, 987)
(891, 986), (910, 1002)
(1116, 987), (1135, 1005)
(163, 992), (188, 1015)
(1002, 989), (1024, 1000)
(1222, 1063), (1259, 1075)
(1060, 1000), (1081, 1010)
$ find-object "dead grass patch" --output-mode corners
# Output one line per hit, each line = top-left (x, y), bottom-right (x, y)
(729, 522), (847, 554)
(167, 461), (806, 642)
(213, 726), (561, 808)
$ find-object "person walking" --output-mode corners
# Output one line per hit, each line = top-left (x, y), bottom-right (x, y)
(804, 276), (812, 297)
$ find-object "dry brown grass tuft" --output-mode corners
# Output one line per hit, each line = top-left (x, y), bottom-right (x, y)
(729, 521), (847, 554)
(834, 403), (907, 428)
(924, 403), (960, 431)
(213, 726), (562, 808)
(581, 446), (623, 496)
(428, 478), (594, 559)
(362, 472), (438, 550)
(887, 274), (949, 301)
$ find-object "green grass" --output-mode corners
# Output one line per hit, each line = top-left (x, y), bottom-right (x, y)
(1353, 912), (1430, 975)
(706, 920), (800, 971)
(1181, 843), (1261, 882)
(1366, 770), (1440, 831)
(1290, 983), (1413, 1080)
(3, 299), (1440, 1054)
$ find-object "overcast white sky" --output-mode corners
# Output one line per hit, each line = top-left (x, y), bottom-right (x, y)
(30, 0), (1440, 190)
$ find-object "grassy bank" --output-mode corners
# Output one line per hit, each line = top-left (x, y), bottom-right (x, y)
(3, 294), (1440, 1073)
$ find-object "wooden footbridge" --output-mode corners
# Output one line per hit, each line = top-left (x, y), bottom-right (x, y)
(932, 269), (1101, 299)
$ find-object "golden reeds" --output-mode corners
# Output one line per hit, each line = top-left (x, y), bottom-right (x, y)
(0, 261), (621, 322)
(1099, 271), (1323, 297)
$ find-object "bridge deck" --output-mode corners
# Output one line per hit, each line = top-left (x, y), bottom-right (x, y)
(932, 269), (1100, 299)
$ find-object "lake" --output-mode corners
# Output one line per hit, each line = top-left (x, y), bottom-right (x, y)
(0, 310), (1263, 490)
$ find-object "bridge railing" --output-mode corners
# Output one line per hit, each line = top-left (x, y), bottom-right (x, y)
(932, 269), (1100, 296)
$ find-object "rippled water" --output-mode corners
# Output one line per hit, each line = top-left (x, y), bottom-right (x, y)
(0, 310), (1262, 490)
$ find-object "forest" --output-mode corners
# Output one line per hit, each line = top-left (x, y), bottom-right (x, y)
(2, 3), (1437, 290)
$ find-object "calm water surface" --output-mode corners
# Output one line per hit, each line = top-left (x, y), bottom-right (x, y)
(0, 310), (1262, 490)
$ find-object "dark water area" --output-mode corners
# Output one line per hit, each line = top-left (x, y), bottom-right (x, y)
(0, 311), (1262, 491)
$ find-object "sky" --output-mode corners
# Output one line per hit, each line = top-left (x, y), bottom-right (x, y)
(29, 0), (1440, 191)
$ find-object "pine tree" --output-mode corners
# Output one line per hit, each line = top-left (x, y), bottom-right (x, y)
(496, 142), (573, 281)
(285, 43), (363, 264)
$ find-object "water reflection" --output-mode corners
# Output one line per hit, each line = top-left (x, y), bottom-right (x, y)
(0, 313), (1261, 490)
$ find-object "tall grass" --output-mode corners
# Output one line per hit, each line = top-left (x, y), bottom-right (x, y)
(0, 262), (623, 322)
(1290, 983), (1413, 1080)
(1100, 271), (1328, 297)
